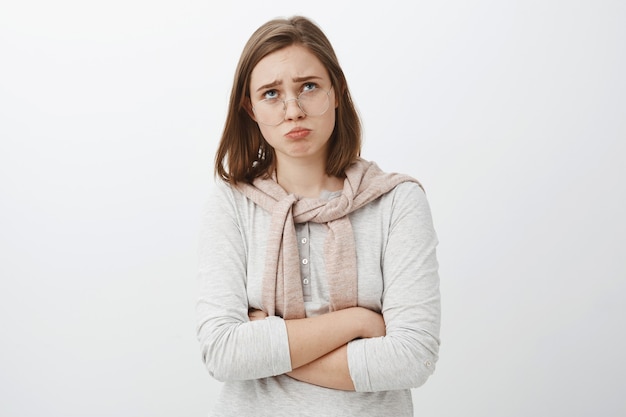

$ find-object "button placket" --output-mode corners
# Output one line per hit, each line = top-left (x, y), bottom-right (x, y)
(296, 223), (312, 300)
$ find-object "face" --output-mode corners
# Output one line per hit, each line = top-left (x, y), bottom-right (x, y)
(247, 44), (337, 167)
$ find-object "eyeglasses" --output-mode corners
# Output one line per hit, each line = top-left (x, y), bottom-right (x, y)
(252, 86), (333, 126)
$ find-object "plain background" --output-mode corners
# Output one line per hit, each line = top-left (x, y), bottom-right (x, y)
(1, 0), (624, 416)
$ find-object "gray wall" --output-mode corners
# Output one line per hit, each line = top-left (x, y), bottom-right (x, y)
(1, 1), (624, 416)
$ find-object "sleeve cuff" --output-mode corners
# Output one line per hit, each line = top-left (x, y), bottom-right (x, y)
(267, 316), (293, 375)
(347, 338), (372, 392)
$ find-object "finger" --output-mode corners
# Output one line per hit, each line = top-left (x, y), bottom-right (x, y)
(248, 309), (268, 320)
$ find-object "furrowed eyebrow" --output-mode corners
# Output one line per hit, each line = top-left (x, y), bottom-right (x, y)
(255, 76), (324, 93)
(292, 75), (323, 83)
(256, 81), (280, 93)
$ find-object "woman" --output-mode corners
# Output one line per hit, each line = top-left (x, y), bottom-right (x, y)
(197, 16), (440, 416)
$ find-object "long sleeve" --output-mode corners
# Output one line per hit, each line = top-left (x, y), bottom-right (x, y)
(196, 181), (292, 381)
(347, 182), (441, 392)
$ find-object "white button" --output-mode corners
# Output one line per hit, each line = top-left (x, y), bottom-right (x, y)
(303, 279), (309, 285)
(301, 238), (308, 244)
(424, 360), (432, 367)
(302, 259), (308, 265)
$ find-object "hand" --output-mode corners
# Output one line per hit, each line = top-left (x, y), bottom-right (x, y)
(248, 308), (268, 321)
(357, 307), (386, 339)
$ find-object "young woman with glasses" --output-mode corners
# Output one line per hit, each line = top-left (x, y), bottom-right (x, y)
(196, 16), (441, 416)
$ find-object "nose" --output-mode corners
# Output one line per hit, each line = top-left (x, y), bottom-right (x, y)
(283, 97), (305, 121)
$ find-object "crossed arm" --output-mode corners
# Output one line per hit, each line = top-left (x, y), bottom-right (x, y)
(249, 307), (386, 390)
(199, 182), (440, 392)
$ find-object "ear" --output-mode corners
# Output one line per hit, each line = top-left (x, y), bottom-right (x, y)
(244, 97), (257, 121)
(334, 85), (341, 108)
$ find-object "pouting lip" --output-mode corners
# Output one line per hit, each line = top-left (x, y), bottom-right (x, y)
(285, 126), (311, 135)
(284, 127), (312, 139)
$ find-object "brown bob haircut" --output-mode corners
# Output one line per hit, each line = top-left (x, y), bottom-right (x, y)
(214, 16), (362, 184)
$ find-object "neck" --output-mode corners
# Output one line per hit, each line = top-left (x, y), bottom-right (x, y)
(275, 158), (343, 198)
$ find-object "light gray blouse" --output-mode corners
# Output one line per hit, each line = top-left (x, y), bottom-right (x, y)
(197, 178), (440, 417)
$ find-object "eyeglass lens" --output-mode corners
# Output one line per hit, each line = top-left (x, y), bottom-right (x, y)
(253, 88), (331, 126)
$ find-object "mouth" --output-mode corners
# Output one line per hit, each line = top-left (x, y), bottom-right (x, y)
(285, 127), (311, 140)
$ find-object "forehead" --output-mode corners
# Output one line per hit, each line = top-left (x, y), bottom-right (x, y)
(249, 44), (330, 88)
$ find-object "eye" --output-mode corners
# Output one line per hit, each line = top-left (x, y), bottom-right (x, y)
(302, 82), (318, 93)
(263, 89), (279, 100)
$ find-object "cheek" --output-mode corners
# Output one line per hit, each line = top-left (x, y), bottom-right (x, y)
(325, 109), (337, 135)
(257, 125), (276, 147)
